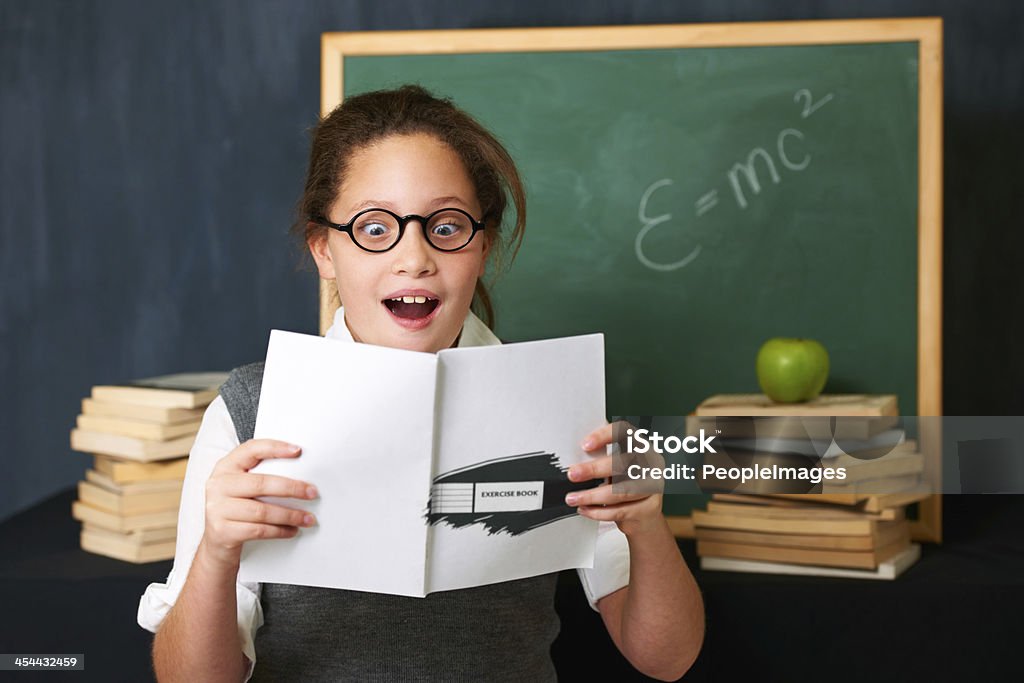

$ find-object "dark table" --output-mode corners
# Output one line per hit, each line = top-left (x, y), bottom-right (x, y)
(1, 491), (1021, 682)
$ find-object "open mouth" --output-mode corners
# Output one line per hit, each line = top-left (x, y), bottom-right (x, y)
(383, 295), (440, 320)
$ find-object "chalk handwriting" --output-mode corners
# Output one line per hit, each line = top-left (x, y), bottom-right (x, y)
(633, 88), (833, 271)
(795, 88), (834, 118)
(635, 178), (702, 272)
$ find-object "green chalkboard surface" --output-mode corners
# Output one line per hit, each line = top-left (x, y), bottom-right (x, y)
(345, 43), (920, 418)
(329, 20), (943, 525)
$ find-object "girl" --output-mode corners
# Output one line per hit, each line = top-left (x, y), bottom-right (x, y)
(139, 85), (704, 682)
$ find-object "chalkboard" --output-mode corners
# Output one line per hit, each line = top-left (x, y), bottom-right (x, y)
(321, 20), (943, 534)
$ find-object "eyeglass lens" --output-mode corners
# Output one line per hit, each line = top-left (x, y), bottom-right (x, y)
(351, 209), (476, 251)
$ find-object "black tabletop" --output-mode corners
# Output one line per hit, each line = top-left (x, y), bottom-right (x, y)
(1, 491), (1021, 682)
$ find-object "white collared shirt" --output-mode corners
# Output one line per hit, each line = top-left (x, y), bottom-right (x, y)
(137, 308), (629, 679)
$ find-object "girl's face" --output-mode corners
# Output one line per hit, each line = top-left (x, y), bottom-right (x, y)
(310, 133), (490, 353)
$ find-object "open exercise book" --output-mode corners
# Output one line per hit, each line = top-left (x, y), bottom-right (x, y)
(237, 330), (606, 597)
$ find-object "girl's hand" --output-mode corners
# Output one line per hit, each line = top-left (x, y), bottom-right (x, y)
(200, 439), (319, 569)
(565, 421), (665, 537)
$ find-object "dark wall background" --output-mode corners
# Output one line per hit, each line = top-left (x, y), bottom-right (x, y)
(1, 0), (1021, 523)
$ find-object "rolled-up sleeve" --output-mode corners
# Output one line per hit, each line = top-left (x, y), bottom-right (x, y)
(576, 521), (630, 611)
(136, 395), (265, 677)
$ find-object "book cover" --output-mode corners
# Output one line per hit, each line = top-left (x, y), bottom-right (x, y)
(822, 474), (922, 495)
(704, 500), (901, 522)
(709, 493), (903, 521)
(700, 544), (921, 580)
(71, 501), (178, 533)
(76, 414), (201, 441)
(81, 397), (206, 425)
(695, 522), (909, 552)
(696, 394), (898, 417)
(82, 521), (176, 545)
(697, 536), (910, 569)
(763, 491), (932, 512)
(91, 372), (228, 409)
(712, 428), (906, 459)
(80, 528), (176, 563)
(93, 455), (188, 483)
(237, 330), (605, 597)
(688, 414), (901, 441)
(70, 429), (195, 462)
(77, 481), (181, 515)
(692, 508), (886, 537)
(84, 468), (183, 494)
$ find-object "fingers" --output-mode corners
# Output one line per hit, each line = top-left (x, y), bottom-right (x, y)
(566, 483), (664, 524)
(214, 519), (305, 545)
(580, 420), (639, 454)
(580, 422), (615, 452)
(567, 429), (667, 533)
(214, 497), (317, 529)
(203, 494), (317, 555)
(219, 439), (303, 473)
(214, 471), (318, 501)
(568, 454), (612, 482)
(201, 439), (317, 560)
(565, 481), (652, 508)
(575, 495), (663, 524)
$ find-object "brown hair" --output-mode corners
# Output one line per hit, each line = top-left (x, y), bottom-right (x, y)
(292, 84), (526, 328)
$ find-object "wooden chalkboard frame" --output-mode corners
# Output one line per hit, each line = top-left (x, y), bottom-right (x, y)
(319, 18), (944, 542)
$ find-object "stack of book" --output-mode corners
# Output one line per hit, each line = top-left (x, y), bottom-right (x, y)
(690, 394), (928, 579)
(693, 494), (919, 579)
(69, 372), (227, 563)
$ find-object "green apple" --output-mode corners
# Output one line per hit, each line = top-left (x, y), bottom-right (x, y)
(756, 338), (830, 403)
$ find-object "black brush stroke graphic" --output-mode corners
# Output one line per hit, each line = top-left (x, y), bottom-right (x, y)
(426, 451), (600, 536)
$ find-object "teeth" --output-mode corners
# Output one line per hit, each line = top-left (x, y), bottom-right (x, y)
(390, 295), (434, 303)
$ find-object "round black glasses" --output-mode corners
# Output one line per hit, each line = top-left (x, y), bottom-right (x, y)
(312, 207), (486, 253)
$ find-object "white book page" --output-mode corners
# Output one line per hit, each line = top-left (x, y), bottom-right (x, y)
(425, 334), (605, 594)
(237, 330), (437, 597)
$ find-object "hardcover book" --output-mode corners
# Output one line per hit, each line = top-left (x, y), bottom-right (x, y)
(695, 394), (899, 418)
(76, 414), (201, 441)
(81, 397), (206, 425)
(84, 468), (184, 495)
(69, 429), (195, 462)
(71, 501), (178, 533)
(90, 372), (228, 409)
(697, 536), (909, 569)
(700, 544), (921, 580)
(76, 480), (182, 515)
(92, 455), (188, 483)
(80, 526), (176, 564)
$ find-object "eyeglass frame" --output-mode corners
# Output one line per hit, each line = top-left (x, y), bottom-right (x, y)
(310, 206), (487, 253)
